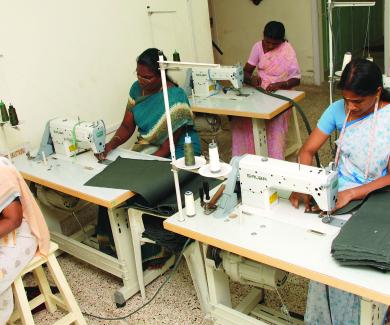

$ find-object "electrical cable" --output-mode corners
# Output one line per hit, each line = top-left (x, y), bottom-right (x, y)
(254, 87), (322, 167)
(82, 238), (191, 321)
(362, 6), (371, 59)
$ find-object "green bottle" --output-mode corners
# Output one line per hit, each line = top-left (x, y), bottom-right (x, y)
(8, 104), (19, 126)
(0, 100), (9, 122)
(184, 134), (195, 166)
(173, 50), (181, 62)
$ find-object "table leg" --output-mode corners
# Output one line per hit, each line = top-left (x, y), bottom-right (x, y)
(252, 119), (268, 156)
(285, 107), (302, 158)
(360, 298), (386, 325)
(107, 206), (140, 307)
(183, 241), (210, 314)
(127, 208), (147, 300)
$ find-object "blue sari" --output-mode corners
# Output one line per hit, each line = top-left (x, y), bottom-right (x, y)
(129, 81), (201, 158)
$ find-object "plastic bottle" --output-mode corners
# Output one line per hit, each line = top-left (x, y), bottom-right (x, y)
(8, 104), (19, 126)
(0, 100), (9, 122)
(184, 133), (195, 166)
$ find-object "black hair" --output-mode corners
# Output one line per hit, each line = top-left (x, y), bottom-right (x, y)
(339, 58), (390, 102)
(263, 21), (285, 41)
(137, 48), (177, 86)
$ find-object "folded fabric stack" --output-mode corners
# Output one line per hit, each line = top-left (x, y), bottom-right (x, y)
(331, 190), (390, 271)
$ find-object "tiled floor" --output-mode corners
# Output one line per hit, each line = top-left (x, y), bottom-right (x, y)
(24, 83), (349, 324)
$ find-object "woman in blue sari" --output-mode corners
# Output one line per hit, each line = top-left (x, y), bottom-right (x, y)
(290, 59), (390, 324)
(96, 48), (200, 260)
(98, 48), (200, 160)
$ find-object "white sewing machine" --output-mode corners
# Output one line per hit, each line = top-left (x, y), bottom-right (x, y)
(36, 118), (106, 160)
(239, 155), (338, 216)
(192, 64), (244, 97)
(49, 118), (106, 157)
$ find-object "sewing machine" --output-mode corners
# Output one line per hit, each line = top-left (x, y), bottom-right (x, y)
(192, 64), (244, 97)
(239, 155), (338, 217)
(216, 154), (338, 221)
(36, 118), (106, 160)
(166, 155), (341, 325)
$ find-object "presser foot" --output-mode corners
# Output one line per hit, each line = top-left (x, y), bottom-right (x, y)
(320, 212), (332, 224)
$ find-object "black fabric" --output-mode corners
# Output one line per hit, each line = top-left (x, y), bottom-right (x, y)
(142, 214), (189, 253)
(85, 157), (221, 215)
(331, 186), (390, 271)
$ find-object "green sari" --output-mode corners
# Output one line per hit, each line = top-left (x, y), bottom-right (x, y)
(130, 81), (201, 158)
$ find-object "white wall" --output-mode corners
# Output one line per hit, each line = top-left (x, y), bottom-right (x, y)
(0, 0), (213, 152)
(210, 0), (316, 83)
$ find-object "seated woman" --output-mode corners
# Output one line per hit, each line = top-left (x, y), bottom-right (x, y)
(96, 48), (200, 261)
(290, 59), (390, 324)
(232, 21), (301, 159)
(0, 157), (50, 323)
(98, 47), (200, 160)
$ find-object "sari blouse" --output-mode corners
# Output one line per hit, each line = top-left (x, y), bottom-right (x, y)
(128, 81), (201, 158)
(247, 41), (301, 89)
(318, 101), (390, 191)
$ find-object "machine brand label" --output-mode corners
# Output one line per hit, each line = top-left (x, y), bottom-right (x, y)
(247, 173), (267, 181)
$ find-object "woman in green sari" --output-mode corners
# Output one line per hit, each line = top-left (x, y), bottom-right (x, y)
(96, 48), (200, 262)
(98, 48), (200, 160)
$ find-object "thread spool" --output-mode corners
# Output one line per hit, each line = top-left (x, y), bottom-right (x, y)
(184, 133), (195, 166)
(0, 101), (9, 122)
(173, 50), (181, 62)
(8, 104), (19, 126)
(184, 191), (196, 217)
(341, 52), (352, 71)
(41, 151), (48, 166)
(208, 140), (221, 173)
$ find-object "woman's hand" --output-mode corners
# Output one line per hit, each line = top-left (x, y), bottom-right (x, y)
(289, 192), (320, 212)
(334, 189), (355, 211)
(266, 82), (284, 92)
(95, 142), (113, 161)
(251, 75), (262, 88)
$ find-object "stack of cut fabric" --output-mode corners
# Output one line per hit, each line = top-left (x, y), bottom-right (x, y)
(331, 189), (390, 271)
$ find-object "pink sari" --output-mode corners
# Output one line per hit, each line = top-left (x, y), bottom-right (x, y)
(232, 41), (300, 159)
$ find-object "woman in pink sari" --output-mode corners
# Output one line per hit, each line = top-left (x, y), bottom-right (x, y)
(232, 21), (301, 159)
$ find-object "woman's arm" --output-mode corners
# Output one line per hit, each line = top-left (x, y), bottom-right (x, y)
(243, 63), (261, 88)
(266, 77), (300, 92)
(0, 200), (23, 237)
(98, 109), (136, 160)
(289, 128), (330, 210)
(335, 159), (390, 210)
(153, 127), (185, 158)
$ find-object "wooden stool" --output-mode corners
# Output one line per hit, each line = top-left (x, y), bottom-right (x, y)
(8, 242), (86, 325)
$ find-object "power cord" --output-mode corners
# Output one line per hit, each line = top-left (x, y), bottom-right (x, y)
(82, 238), (191, 321)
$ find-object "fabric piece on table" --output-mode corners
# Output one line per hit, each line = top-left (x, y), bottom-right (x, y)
(85, 157), (221, 215)
(332, 187), (390, 270)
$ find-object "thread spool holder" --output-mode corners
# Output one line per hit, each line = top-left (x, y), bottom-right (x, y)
(158, 56), (219, 222)
(0, 121), (23, 160)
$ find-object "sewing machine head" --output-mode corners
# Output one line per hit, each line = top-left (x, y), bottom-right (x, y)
(48, 118), (106, 157)
(239, 155), (338, 213)
(192, 64), (244, 97)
